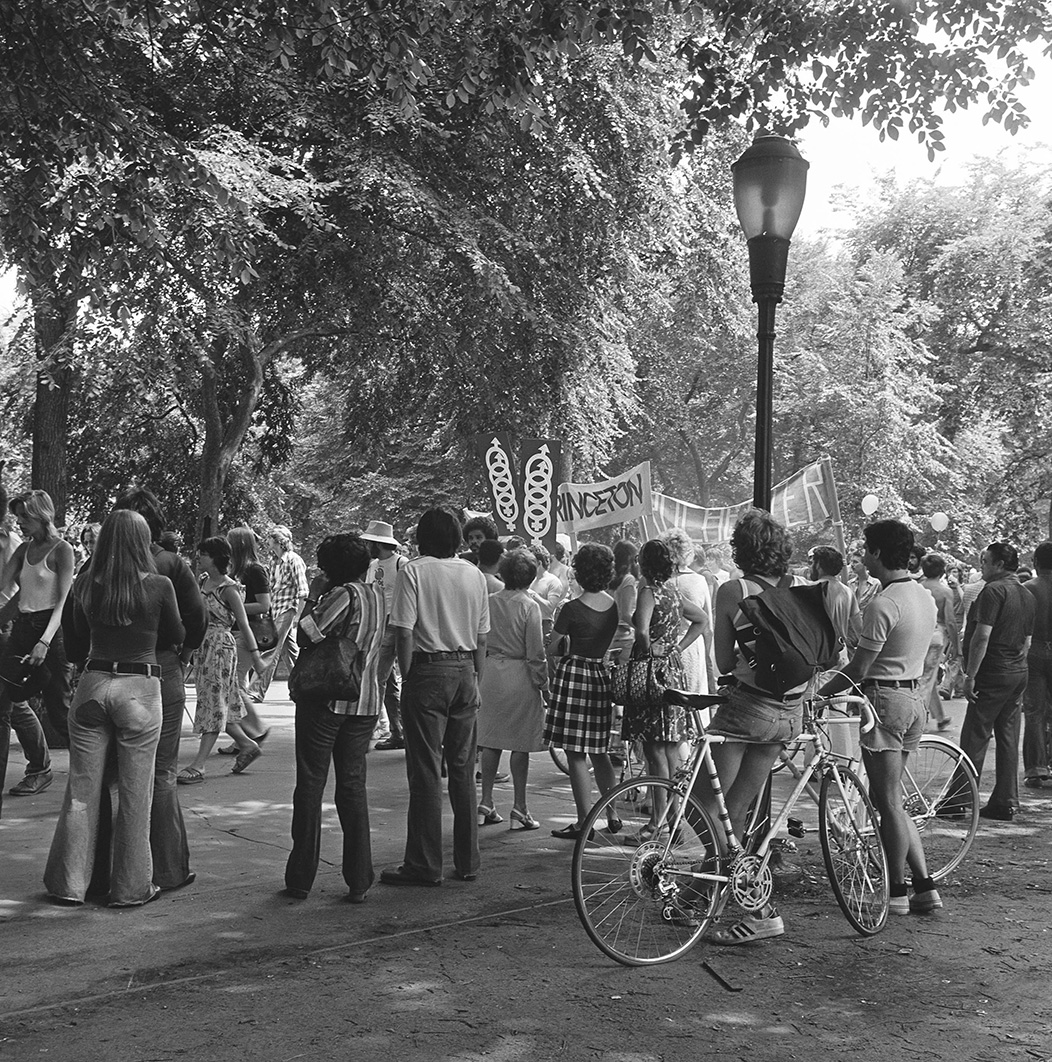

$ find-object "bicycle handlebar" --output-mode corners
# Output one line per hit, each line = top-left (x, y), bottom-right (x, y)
(810, 694), (877, 734)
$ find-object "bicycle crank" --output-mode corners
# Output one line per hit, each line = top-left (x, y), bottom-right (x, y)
(728, 853), (773, 913)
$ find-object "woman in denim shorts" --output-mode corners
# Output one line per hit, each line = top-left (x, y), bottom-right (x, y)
(697, 509), (809, 945)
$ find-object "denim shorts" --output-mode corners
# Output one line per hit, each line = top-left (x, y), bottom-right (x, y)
(861, 684), (924, 754)
(707, 685), (802, 745)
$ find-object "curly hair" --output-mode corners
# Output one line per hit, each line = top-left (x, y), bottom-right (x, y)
(316, 532), (372, 584)
(731, 509), (793, 577)
(809, 545), (844, 578)
(573, 542), (615, 593)
(529, 543), (551, 570)
(638, 539), (675, 585)
(463, 515), (499, 542)
(500, 548), (538, 590)
(659, 526), (695, 569)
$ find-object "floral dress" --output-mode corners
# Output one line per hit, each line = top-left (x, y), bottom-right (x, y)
(193, 587), (244, 733)
(621, 581), (687, 743)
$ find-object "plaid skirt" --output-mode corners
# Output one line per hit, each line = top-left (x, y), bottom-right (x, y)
(543, 655), (615, 754)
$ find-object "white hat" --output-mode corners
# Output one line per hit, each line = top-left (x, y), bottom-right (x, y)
(361, 520), (400, 547)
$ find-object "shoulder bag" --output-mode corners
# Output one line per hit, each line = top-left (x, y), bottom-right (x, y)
(288, 585), (362, 703)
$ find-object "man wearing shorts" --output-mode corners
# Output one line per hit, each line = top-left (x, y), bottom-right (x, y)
(820, 519), (941, 916)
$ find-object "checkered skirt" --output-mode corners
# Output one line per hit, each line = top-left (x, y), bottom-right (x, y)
(543, 655), (615, 754)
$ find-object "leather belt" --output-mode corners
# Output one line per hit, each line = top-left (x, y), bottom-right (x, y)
(864, 678), (919, 689)
(413, 650), (474, 662)
(87, 659), (162, 679)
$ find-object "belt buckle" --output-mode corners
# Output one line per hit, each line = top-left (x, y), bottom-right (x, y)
(108, 661), (120, 676)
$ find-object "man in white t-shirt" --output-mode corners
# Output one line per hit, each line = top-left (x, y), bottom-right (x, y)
(821, 519), (941, 916)
(362, 520), (408, 750)
(381, 509), (489, 887)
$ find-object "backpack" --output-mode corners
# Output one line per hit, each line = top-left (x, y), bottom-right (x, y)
(736, 580), (842, 696)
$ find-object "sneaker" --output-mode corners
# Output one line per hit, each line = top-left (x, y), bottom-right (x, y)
(708, 912), (785, 945)
(9, 769), (53, 796)
(910, 888), (943, 914)
(888, 894), (910, 916)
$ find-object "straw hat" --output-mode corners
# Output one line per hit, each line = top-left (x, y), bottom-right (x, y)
(360, 520), (400, 547)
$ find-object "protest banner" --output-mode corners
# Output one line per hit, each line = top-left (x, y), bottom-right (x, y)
(651, 457), (845, 547)
(556, 462), (652, 534)
(470, 432), (521, 535)
(519, 439), (562, 551)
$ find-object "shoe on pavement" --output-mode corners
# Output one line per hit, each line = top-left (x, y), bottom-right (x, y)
(708, 912), (785, 945)
(1023, 777), (1047, 789)
(9, 769), (53, 796)
(374, 737), (405, 750)
(979, 803), (1014, 821)
(380, 866), (442, 887)
(888, 895), (910, 916)
(910, 888), (943, 914)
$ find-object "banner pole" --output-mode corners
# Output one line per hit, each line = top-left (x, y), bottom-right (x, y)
(823, 456), (849, 574)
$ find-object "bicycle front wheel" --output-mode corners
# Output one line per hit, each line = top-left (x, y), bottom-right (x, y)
(819, 766), (889, 935)
(903, 735), (980, 881)
(572, 777), (723, 966)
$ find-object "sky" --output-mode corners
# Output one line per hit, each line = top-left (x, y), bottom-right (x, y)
(794, 54), (1052, 236)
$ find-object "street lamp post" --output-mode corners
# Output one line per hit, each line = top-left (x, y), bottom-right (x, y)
(731, 135), (809, 511)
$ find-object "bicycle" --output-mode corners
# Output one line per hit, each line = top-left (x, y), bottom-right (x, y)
(772, 700), (980, 881)
(572, 689), (889, 966)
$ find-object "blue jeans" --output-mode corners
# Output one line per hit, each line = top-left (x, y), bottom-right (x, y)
(44, 671), (162, 904)
(400, 659), (480, 880)
(286, 700), (375, 896)
(960, 668), (1027, 809)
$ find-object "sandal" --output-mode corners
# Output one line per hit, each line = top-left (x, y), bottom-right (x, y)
(177, 767), (205, 785)
(707, 912), (784, 946)
(478, 802), (503, 825)
(231, 747), (262, 774)
(509, 808), (540, 831)
(604, 818), (623, 835)
(551, 823), (595, 841)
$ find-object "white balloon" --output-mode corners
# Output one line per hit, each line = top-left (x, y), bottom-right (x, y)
(861, 493), (879, 516)
(931, 511), (949, 532)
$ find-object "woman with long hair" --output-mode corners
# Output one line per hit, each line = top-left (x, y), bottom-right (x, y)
(285, 533), (385, 902)
(44, 510), (184, 906)
(621, 539), (704, 840)
(0, 489), (76, 815)
(660, 526), (715, 695)
(223, 526), (272, 745)
(178, 537), (266, 782)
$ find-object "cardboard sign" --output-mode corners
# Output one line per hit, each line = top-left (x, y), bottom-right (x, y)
(556, 462), (652, 533)
(471, 432), (520, 535)
(519, 439), (561, 551)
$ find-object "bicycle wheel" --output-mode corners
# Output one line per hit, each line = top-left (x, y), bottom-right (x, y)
(549, 747), (569, 776)
(902, 735), (979, 881)
(572, 777), (723, 966)
(819, 766), (889, 935)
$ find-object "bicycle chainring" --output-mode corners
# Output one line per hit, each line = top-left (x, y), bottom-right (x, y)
(729, 853), (773, 913)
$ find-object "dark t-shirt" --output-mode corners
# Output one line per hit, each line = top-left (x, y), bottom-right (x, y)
(553, 598), (618, 659)
(964, 573), (1035, 674)
(1024, 576), (1052, 650)
(241, 561), (270, 604)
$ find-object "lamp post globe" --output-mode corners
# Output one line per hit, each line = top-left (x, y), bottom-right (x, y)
(732, 135), (809, 510)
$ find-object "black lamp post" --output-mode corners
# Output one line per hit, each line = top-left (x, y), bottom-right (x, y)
(731, 135), (809, 511)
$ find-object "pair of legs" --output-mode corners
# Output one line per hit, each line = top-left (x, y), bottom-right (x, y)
(863, 747), (930, 887)
(565, 750), (618, 829)
(399, 659), (479, 881)
(1022, 652), (1052, 783)
(919, 641), (947, 726)
(478, 747), (531, 818)
(184, 720), (260, 774)
(286, 700), (374, 898)
(373, 631), (402, 742)
(234, 636), (267, 737)
(959, 669), (1027, 810)
(641, 740), (684, 831)
(44, 671), (162, 905)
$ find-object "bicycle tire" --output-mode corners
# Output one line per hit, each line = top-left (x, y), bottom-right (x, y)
(550, 746), (569, 776)
(819, 766), (889, 935)
(902, 735), (979, 881)
(572, 777), (723, 966)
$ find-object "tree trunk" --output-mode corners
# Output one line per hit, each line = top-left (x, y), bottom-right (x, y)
(31, 291), (77, 525)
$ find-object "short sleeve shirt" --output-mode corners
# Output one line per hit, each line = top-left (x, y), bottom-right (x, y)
(965, 574), (1035, 674)
(390, 556), (490, 653)
(857, 579), (936, 680)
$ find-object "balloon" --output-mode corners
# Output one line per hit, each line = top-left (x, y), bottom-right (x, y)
(931, 512), (949, 532)
(860, 494), (879, 516)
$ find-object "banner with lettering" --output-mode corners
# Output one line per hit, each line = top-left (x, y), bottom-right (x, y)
(470, 432), (521, 535)
(518, 439), (562, 551)
(651, 458), (841, 543)
(556, 462), (653, 533)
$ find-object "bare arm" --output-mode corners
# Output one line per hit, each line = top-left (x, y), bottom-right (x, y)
(819, 646), (881, 697)
(222, 583), (265, 673)
(633, 584), (655, 654)
(712, 580), (742, 675)
(29, 541), (75, 666)
(395, 626), (414, 677)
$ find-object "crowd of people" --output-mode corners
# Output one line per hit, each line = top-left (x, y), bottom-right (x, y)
(0, 484), (1048, 942)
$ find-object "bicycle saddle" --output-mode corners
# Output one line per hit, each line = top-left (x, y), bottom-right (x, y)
(663, 689), (727, 709)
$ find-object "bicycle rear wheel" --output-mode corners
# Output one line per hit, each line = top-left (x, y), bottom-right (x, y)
(572, 777), (723, 966)
(549, 747), (569, 776)
(902, 735), (979, 881)
(819, 766), (889, 935)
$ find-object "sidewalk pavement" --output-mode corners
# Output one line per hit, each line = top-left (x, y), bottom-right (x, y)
(0, 682), (588, 1018)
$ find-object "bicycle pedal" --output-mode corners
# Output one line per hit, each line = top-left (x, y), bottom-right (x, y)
(787, 817), (806, 838)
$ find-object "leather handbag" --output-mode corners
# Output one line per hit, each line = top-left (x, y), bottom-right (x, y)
(611, 652), (667, 711)
(288, 586), (361, 703)
(248, 611), (279, 652)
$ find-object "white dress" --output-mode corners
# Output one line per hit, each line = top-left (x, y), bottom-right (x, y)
(672, 569), (714, 694)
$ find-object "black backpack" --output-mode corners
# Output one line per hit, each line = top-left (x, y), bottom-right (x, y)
(737, 581), (842, 696)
